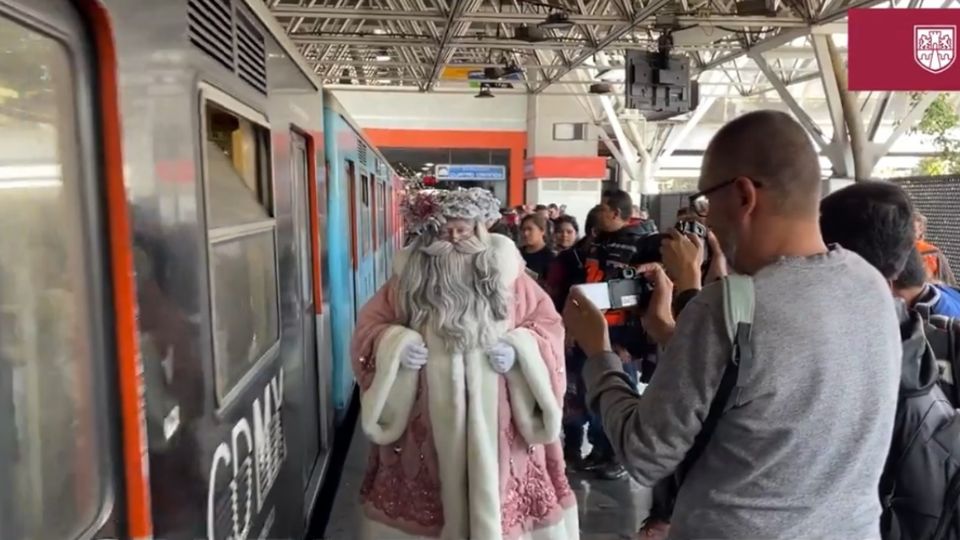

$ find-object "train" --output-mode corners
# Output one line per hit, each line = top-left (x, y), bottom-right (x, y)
(0, 0), (402, 539)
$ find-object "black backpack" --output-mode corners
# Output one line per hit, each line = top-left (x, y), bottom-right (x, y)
(923, 313), (960, 409)
(881, 310), (960, 540)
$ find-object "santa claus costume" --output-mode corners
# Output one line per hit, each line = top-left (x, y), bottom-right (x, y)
(350, 188), (579, 540)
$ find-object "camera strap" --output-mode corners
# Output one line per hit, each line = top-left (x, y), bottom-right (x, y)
(677, 274), (755, 485)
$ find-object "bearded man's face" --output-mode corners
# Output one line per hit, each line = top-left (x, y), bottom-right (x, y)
(439, 218), (475, 244)
(396, 219), (508, 351)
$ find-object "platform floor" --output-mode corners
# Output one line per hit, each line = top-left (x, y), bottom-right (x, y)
(324, 425), (653, 540)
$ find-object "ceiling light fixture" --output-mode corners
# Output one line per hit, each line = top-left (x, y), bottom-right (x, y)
(475, 85), (495, 99)
(539, 11), (574, 30)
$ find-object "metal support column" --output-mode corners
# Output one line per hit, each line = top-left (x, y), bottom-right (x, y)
(825, 36), (871, 180)
(810, 33), (855, 178)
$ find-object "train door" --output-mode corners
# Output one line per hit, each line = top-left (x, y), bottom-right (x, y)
(358, 171), (373, 306)
(289, 132), (322, 493)
(0, 0), (134, 537)
(384, 184), (393, 273)
(370, 175), (381, 287)
(346, 160), (359, 311)
(377, 179), (388, 283)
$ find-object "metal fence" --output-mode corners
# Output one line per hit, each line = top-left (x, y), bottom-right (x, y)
(893, 175), (960, 272)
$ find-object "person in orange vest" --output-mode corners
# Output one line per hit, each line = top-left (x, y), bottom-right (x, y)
(914, 212), (956, 285)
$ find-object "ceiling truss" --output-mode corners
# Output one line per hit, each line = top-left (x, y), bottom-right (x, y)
(268, 0), (872, 95)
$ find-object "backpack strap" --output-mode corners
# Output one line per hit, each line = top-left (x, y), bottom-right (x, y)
(723, 274), (756, 405)
(678, 275), (755, 481)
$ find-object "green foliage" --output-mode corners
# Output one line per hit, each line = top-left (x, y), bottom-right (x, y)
(912, 93), (960, 175)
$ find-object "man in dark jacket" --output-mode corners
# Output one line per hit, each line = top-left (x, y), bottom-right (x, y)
(894, 247), (960, 318)
(551, 190), (659, 479)
(821, 181), (960, 540)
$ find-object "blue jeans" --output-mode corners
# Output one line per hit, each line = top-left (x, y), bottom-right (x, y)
(562, 343), (639, 457)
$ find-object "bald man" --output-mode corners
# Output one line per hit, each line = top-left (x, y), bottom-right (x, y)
(573, 110), (900, 538)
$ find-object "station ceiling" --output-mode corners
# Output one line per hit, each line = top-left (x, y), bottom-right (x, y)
(267, 0), (882, 96)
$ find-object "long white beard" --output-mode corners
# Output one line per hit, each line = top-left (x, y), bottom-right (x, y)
(396, 233), (509, 352)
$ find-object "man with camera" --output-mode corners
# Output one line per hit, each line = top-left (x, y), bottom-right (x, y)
(551, 188), (666, 479)
(564, 110), (901, 538)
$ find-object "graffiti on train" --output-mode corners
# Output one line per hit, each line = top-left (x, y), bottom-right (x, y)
(206, 371), (287, 540)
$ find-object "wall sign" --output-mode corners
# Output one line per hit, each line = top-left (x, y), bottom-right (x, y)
(435, 164), (506, 182)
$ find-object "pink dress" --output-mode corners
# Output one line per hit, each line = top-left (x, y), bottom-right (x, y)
(350, 234), (579, 540)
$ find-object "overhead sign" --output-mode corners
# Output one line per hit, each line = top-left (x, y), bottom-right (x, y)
(441, 65), (483, 80)
(435, 164), (506, 182)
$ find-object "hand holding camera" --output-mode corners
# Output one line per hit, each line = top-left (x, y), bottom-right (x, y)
(661, 228), (704, 293)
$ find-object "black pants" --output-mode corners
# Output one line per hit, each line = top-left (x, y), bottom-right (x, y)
(563, 327), (643, 458)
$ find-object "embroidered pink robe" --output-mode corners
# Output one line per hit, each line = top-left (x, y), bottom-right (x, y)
(350, 234), (578, 540)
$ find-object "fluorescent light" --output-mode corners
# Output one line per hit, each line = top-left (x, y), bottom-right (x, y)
(372, 28), (386, 35)
(375, 54), (391, 62)
(0, 164), (61, 180)
(425, 162), (434, 167)
(0, 179), (61, 189)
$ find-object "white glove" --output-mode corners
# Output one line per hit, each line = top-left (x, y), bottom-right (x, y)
(400, 342), (428, 370)
(486, 341), (516, 374)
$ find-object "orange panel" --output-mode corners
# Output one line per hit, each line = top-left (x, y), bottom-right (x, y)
(364, 128), (527, 207)
(524, 156), (607, 179)
(76, 1), (153, 537)
(305, 134), (324, 314)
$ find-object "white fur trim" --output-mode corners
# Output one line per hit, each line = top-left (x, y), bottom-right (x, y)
(465, 324), (507, 540)
(359, 506), (580, 540)
(423, 327), (469, 539)
(501, 329), (563, 446)
(523, 507), (580, 540)
(393, 232), (522, 288)
(360, 326), (423, 445)
(421, 319), (511, 540)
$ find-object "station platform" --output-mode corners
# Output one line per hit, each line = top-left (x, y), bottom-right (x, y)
(323, 418), (653, 540)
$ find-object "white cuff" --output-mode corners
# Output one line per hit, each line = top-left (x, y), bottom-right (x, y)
(360, 326), (423, 445)
(501, 328), (563, 445)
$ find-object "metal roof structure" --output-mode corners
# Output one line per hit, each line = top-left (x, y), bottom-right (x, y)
(267, 0), (880, 95)
(268, 0), (953, 184)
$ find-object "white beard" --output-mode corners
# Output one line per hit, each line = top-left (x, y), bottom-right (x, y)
(395, 232), (509, 352)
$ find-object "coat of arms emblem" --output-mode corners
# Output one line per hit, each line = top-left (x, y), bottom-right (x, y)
(915, 25), (956, 74)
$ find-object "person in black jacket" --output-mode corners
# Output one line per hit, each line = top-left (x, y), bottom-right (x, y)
(551, 190), (660, 479)
(821, 181), (960, 540)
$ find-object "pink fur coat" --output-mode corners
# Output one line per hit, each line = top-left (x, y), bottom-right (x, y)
(350, 234), (578, 540)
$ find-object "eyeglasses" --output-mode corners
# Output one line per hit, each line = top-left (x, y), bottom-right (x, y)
(688, 177), (763, 217)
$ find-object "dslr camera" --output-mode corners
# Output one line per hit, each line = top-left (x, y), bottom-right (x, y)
(633, 220), (709, 264)
(575, 220), (709, 311)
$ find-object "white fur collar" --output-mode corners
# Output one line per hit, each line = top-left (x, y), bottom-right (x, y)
(392, 233), (522, 287)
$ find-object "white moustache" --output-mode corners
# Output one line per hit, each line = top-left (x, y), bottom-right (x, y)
(419, 236), (487, 257)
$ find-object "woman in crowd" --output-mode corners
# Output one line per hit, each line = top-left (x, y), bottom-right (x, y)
(553, 215), (579, 252)
(520, 213), (555, 287)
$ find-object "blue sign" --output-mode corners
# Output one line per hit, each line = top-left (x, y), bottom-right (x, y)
(435, 164), (506, 182)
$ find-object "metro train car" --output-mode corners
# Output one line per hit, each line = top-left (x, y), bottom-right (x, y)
(323, 89), (405, 417)
(0, 0), (400, 539)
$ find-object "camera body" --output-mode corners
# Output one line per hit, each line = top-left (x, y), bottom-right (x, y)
(607, 267), (655, 309)
(634, 219), (709, 264)
(616, 220), (709, 308)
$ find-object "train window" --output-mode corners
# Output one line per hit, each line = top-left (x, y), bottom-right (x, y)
(0, 14), (102, 540)
(201, 96), (280, 402)
(205, 102), (273, 226)
(360, 174), (370, 256)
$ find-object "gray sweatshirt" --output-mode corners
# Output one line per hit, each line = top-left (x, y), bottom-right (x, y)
(583, 247), (901, 539)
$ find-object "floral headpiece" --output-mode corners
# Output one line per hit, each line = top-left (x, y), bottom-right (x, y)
(400, 188), (502, 235)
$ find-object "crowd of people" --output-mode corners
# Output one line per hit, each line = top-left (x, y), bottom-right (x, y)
(349, 109), (960, 540)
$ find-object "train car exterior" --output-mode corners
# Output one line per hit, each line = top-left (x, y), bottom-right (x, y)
(0, 0), (404, 539)
(321, 89), (401, 417)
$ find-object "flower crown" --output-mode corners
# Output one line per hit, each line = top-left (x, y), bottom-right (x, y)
(400, 187), (501, 235)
